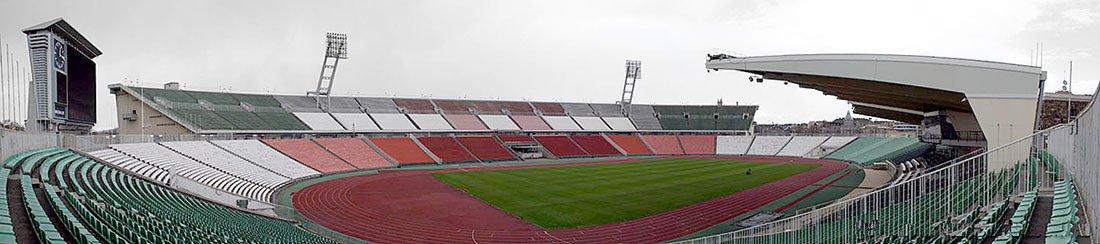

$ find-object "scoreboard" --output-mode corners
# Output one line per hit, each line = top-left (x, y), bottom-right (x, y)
(23, 18), (102, 132)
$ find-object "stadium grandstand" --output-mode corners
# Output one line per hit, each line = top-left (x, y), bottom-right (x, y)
(0, 17), (1096, 244)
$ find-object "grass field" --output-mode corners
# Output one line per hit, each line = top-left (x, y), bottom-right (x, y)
(431, 157), (818, 229)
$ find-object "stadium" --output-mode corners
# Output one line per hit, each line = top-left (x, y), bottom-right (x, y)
(0, 5), (1098, 244)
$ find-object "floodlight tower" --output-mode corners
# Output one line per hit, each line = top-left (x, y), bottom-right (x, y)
(620, 60), (641, 116)
(309, 33), (348, 111)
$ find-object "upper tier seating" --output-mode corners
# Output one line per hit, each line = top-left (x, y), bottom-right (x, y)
(293, 112), (346, 131)
(497, 135), (536, 143)
(543, 116), (582, 130)
(161, 141), (291, 189)
(331, 113), (381, 131)
(313, 138), (395, 169)
(684, 106), (718, 130)
(416, 137), (478, 163)
(641, 135), (684, 155)
(603, 117), (638, 131)
(776, 136), (830, 157)
(252, 110), (312, 130)
(262, 139), (356, 173)
(746, 136), (792, 156)
(716, 136), (754, 155)
(88, 148), (170, 184)
(233, 93), (284, 107)
(533, 136), (589, 157)
(274, 95), (324, 112)
(574, 117), (611, 130)
(808, 136), (857, 158)
(443, 114), (489, 130)
(432, 100), (534, 115)
(591, 104), (624, 117)
(109, 143), (272, 200)
(479, 114), (521, 130)
(606, 135), (654, 155)
(456, 136), (516, 161)
(18, 148), (336, 244)
(654, 106), (690, 130)
(531, 102), (567, 116)
(367, 137), (437, 165)
(408, 114), (455, 130)
(371, 113), (419, 130)
(678, 135), (716, 154)
(356, 97), (401, 113)
(628, 105), (663, 130)
(392, 98), (437, 114)
(570, 136), (623, 156)
(210, 140), (320, 179)
(561, 103), (597, 116)
(510, 115), (552, 130)
(325, 97), (363, 113)
(134, 87), (309, 131)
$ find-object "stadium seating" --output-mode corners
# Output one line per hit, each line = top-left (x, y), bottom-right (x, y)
(233, 93), (284, 107)
(628, 105), (663, 130)
(392, 98), (437, 113)
(416, 137), (479, 163)
(716, 135), (754, 155)
(603, 117), (638, 131)
(356, 97), (401, 113)
(809, 136), (857, 158)
(641, 135), (684, 155)
(678, 135), (716, 154)
(331, 113), (381, 131)
(432, 100), (534, 115)
(367, 137), (437, 165)
(716, 106), (755, 131)
(293, 112), (346, 131)
(562, 103), (597, 116)
(21, 148), (337, 243)
(478, 114), (521, 130)
(776, 136), (829, 157)
(497, 135), (536, 143)
(161, 141), (291, 189)
(542, 116), (582, 130)
(407, 114), (455, 130)
(443, 114), (489, 130)
(824, 137), (890, 161)
(325, 97), (363, 113)
(109, 142), (273, 200)
(574, 116), (612, 130)
(591, 104), (624, 117)
(87, 148), (171, 184)
(654, 105), (690, 130)
(533, 136), (589, 157)
(274, 95), (324, 112)
(214, 108), (273, 130)
(371, 113), (419, 130)
(510, 115), (552, 130)
(606, 135), (654, 155)
(133, 86), (311, 131)
(313, 138), (396, 169)
(262, 139), (357, 173)
(826, 137), (927, 165)
(1045, 179), (1080, 241)
(569, 136), (623, 156)
(456, 136), (516, 161)
(210, 140), (321, 179)
(253, 110), (312, 130)
(531, 102), (567, 115)
(746, 136), (792, 156)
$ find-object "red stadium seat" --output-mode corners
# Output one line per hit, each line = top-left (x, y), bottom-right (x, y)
(262, 139), (356, 173)
(510, 115), (552, 130)
(606, 135), (654, 155)
(533, 136), (588, 157)
(678, 135), (716, 155)
(497, 135), (535, 143)
(392, 98), (437, 113)
(569, 136), (622, 156)
(367, 137), (437, 165)
(640, 135), (684, 155)
(313, 138), (396, 169)
(456, 136), (516, 161)
(443, 114), (489, 130)
(416, 137), (478, 163)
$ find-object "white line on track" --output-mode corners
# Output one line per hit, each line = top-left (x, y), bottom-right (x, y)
(543, 231), (571, 244)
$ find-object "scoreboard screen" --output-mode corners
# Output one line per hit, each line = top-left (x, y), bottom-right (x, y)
(55, 44), (96, 124)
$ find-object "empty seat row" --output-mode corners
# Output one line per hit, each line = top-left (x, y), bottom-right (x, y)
(107, 143), (274, 200)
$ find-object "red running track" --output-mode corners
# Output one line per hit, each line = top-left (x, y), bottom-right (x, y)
(293, 156), (847, 244)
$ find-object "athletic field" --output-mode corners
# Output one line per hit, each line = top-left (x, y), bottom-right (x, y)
(432, 157), (818, 229)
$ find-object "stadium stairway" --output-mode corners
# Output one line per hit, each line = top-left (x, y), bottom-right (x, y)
(4, 147), (338, 244)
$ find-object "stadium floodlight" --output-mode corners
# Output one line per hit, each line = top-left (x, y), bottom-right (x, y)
(325, 33), (348, 59)
(312, 32), (348, 111)
(620, 60), (642, 116)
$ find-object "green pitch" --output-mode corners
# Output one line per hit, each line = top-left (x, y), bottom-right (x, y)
(431, 157), (818, 229)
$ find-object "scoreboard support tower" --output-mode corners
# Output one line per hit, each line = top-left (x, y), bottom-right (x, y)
(22, 18), (102, 133)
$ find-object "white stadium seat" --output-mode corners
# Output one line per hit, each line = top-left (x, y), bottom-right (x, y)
(716, 136), (754, 155)
(543, 116), (582, 130)
(807, 136), (857, 158)
(776, 136), (829, 157)
(603, 117), (638, 131)
(210, 140), (321, 179)
(161, 141), (291, 189)
(573, 116), (611, 130)
(331, 113), (381, 131)
(109, 143), (272, 201)
(292, 112), (346, 131)
(478, 114), (521, 130)
(407, 114), (454, 130)
(746, 136), (792, 156)
(371, 113), (419, 130)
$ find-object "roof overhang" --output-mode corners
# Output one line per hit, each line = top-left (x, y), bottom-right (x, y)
(23, 18), (102, 58)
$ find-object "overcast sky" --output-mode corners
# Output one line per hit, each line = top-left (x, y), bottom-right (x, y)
(1, 0), (1098, 131)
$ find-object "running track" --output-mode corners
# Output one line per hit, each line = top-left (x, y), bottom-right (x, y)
(293, 156), (847, 244)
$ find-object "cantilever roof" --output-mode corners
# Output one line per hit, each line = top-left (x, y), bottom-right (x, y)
(22, 18), (103, 58)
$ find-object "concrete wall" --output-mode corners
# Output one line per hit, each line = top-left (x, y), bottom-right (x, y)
(115, 93), (191, 135)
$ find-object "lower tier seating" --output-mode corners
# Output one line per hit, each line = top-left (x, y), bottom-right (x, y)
(209, 140), (321, 179)
(715, 136), (753, 155)
(367, 137), (437, 165)
(606, 135), (654, 155)
(641, 135), (684, 155)
(569, 136), (622, 156)
(313, 138), (396, 169)
(455, 137), (516, 161)
(745, 136), (791, 156)
(262, 139), (356, 173)
(677, 135), (716, 154)
(108, 143), (273, 200)
(415, 137), (478, 163)
(533, 136), (588, 157)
